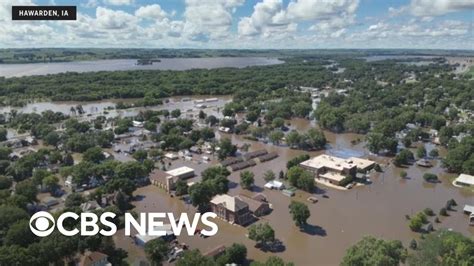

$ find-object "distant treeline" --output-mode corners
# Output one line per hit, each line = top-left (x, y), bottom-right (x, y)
(0, 61), (334, 103)
(1, 48), (473, 64)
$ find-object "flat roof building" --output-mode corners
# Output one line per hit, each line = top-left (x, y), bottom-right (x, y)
(300, 154), (375, 186)
(454, 174), (474, 187)
(149, 166), (195, 192)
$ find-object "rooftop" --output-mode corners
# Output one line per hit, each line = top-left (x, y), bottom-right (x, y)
(300, 154), (357, 171)
(166, 166), (194, 177)
(79, 251), (108, 266)
(455, 174), (474, 185)
(210, 194), (248, 212)
(320, 172), (347, 182)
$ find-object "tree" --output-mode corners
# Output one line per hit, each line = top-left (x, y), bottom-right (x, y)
(42, 175), (59, 192)
(248, 223), (275, 247)
(269, 130), (284, 145)
(0, 127), (7, 141)
(0, 147), (12, 160)
(409, 212), (427, 232)
(240, 171), (255, 190)
(286, 154), (310, 169)
(0, 205), (29, 231)
(83, 147), (105, 163)
(408, 230), (474, 266)
(104, 178), (136, 196)
(176, 249), (215, 266)
(246, 110), (259, 123)
(188, 182), (213, 212)
(171, 109), (181, 118)
(205, 115), (218, 126)
(422, 173), (438, 183)
(115, 161), (146, 180)
(144, 238), (170, 266)
(217, 138), (237, 160)
(198, 110), (207, 120)
(0, 175), (12, 189)
(286, 130), (301, 148)
(250, 256), (295, 266)
(175, 179), (188, 196)
(65, 193), (85, 208)
(63, 153), (74, 166)
(416, 146), (427, 159)
(341, 236), (407, 266)
(287, 166), (305, 187)
(400, 171), (408, 178)
(216, 243), (247, 265)
(44, 131), (60, 146)
(394, 149), (414, 167)
(15, 179), (37, 202)
(132, 149), (148, 161)
(272, 117), (285, 128)
(263, 170), (275, 182)
(286, 166), (314, 191)
(4, 220), (36, 247)
(296, 173), (315, 192)
(429, 148), (439, 158)
(289, 201), (310, 226)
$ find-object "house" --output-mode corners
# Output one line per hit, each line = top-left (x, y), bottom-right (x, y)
(210, 194), (252, 225)
(243, 149), (268, 161)
(80, 201), (102, 212)
(416, 159), (432, 167)
(205, 98), (218, 103)
(237, 195), (271, 216)
(300, 155), (370, 186)
(135, 224), (175, 246)
(421, 222), (433, 233)
(453, 174), (474, 187)
(149, 167), (195, 192)
(218, 126), (231, 133)
(42, 197), (59, 209)
(257, 152), (278, 163)
(189, 146), (202, 154)
(79, 251), (110, 266)
(65, 176), (76, 189)
(252, 193), (268, 202)
(220, 157), (243, 167)
(264, 180), (284, 190)
(164, 153), (179, 160)
(463, 204), (474, 215)
(227, 160), (256, 172)
(132, 121), (144, 128)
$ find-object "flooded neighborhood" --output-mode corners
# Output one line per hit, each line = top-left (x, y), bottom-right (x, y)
(1, 86), (472, 265)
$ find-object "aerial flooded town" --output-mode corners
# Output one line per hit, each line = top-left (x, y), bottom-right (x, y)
(0, 1), (473, 266)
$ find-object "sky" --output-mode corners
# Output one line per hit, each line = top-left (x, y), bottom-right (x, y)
(0, 0), (473, 49)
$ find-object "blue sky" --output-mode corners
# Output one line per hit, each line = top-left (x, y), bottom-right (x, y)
(0, 0), (473, 49)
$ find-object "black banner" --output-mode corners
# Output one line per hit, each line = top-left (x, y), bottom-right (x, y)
(12, 6), (76, 20)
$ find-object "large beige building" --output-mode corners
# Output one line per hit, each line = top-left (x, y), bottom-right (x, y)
(149, 166), (195, 192)
(300, 155), (375, 186)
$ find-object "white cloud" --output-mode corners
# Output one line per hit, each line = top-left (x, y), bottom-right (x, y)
(103, 0), (134, 6)
(95, 7), (137, 30)
(391, 0), (474, 17)
(135, 4), (168, 20)
(82, 0), (99, 8)
(238, 0), (359, 39)
(182, 0), (245, 40)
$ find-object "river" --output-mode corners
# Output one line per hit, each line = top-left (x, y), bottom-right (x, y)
(0, 57), (283, 78)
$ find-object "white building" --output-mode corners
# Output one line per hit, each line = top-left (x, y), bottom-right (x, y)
(453, 174), (474, 187)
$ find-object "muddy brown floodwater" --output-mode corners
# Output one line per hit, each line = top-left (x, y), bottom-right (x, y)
(115, 118), (473, 266)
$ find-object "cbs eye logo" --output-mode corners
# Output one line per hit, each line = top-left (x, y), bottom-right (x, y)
(29, 211), (56, 237)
